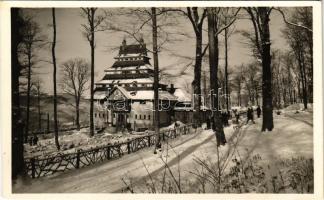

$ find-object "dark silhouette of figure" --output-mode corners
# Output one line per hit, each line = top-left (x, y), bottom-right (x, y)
(28, 136), (33, 146)
(234, 109), (240, 124)
(257, 105), (261, 118)
(33, 135), (38, 145)
(246, 106), (255, 124)
(206, 116), (211, 129)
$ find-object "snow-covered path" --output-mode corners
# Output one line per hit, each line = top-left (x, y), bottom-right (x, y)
(13, 111), (313, 193)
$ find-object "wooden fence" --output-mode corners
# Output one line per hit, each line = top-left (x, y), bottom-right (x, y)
(24, 124), (197, 178)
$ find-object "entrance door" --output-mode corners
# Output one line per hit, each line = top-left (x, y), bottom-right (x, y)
(117, 114), (126, 129)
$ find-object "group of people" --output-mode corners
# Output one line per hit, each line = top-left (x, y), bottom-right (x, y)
(204, 105), (262, 147)
(28, 135), (39, 146)
(246, 105), (262, 124)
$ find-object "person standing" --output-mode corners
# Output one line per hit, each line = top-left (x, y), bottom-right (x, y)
(246, 106), (255, 124)
(256, 105), (261, 118)
(234, 109), (240, 124)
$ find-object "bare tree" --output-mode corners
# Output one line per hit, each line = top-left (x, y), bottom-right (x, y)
(61, 58), (90, 130)
(244, 7), (274, 131)
(151, 7), (162, 154)
(282, 7), (313, 109)
(206, 7), (226, 192)
(167, 8), (208, 126)
(18, 15), (43, 142)
(221, 8), (238, 111)
(81, 8), (105, 136)
(51, 8), (60, 150)
(206, 7), (240, 145)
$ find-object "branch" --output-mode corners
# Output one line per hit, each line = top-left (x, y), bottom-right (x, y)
(216, 8), (241, 35)
(274, 8), (313, 33)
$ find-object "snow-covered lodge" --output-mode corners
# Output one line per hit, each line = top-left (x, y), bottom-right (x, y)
(93, 39), (192, 132)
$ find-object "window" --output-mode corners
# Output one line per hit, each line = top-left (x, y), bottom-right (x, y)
(139, 115), (142, 119)
(148, 115), (151, 120)
(95, 113), (97, 118)
(144, 115), (146, 120)
(103, 114), (105, 118)
(135, 114), (137, 119)
(99, 113), (101, 118)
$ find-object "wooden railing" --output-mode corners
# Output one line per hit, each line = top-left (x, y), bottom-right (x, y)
(24, 124), (197, 178)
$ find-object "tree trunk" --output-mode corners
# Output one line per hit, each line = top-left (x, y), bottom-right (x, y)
(89, 9), (95, 136)
(259, 8), (274, 132)
(207, 8), (226, 146)
(307, 30), (313, 103)
(301, 52), (308, 109)
(37, 84), (41, 131)
(297, 49), (308, 109)
(25, 49), (32, 142)
(76, 97), (80, 130)
(193, 33), (203, 126)
(11, 8), (25, 179)
(152, 7), (161, 154)
(224, 28), (229, 111)
(52, 8), (60, 150)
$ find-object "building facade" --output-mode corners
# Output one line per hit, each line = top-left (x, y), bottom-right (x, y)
(93, 39), (181, 132)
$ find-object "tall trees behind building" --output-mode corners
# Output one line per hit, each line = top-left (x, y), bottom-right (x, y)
(81, 8), (105, 137)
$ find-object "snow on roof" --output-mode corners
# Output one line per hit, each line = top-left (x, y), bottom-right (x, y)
(173, 88), (192, 102)
(116, 53), (143, 57)
(104, 64), (153, 72)
(94, 91), (109, 100)
(97, 78), (154, 85)
(108, 86), (177, 101)
(129, 90), (177, 101)
(96, 76), (168, 86)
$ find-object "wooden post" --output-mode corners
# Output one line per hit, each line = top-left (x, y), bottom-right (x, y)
(148, 136), (151, 147)
(47, 113), (50, 134)
(162, 132), (165, 141)
(76, 150), (80, 169)
(31, 158), (35, 178)
(106, 146), (111, 160)
(127, 141), (131, 154)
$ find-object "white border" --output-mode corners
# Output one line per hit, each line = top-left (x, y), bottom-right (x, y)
(0, 1), (322, 200)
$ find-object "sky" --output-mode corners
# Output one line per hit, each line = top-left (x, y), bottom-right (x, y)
(23, 7), (292, 95)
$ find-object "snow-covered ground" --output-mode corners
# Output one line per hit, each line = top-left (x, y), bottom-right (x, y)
(14, 109), (313, 193)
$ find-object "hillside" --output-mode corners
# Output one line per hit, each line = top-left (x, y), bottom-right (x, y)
(20, 93), (90, 133)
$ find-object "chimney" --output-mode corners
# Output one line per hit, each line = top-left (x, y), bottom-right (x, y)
(169, 84), (175, 94)
(122, 38), (126, 46)
(121, 38), (127, 55)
